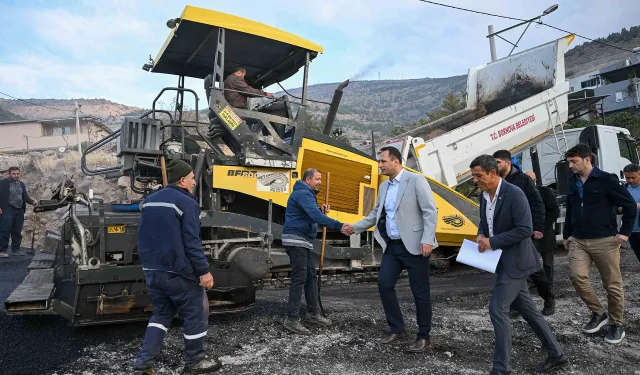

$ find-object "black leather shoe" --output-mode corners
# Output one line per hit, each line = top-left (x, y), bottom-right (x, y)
(534, 354), (568, 372)
(405, 338), (430, 353)
(542, 299), (556, 316)
(378, 332), (407, 344)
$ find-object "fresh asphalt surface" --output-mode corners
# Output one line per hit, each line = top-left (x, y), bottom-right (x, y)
(6, 249), (640, 374)
(0, 252), (496, 375)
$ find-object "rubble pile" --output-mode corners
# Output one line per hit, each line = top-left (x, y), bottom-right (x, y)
(0, 150), (140, 251)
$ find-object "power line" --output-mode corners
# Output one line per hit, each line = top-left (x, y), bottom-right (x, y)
(416, 1), (637, 54)
(416, 0), (526, 21)
(0, 90), (75, 113)
(540, 22), (636, 53)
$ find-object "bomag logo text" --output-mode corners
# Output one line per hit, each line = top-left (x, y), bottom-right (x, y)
(227, 170), (257, 177)
(442, 214), (465, 228)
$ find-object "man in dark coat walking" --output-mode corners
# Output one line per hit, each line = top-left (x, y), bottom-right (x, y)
(493, 150), (555, 315)
(525, 170), (560, 283)
(0, 167), (34, 257)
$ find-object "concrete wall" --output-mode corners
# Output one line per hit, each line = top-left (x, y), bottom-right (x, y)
(0, 122), (92, 152)
(595, 78), (640, 113)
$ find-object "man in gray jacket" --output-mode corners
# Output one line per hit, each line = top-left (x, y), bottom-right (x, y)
(344, 146), (438, 353)
(471, 155), (567, 374)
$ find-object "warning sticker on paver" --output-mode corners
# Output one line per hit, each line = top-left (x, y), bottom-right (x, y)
(219, 106), (243, 130)
(257, 171), (289, 193)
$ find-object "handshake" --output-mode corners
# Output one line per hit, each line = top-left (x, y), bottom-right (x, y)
(341, 223), (355, 236)
(320, 204), (355, 236)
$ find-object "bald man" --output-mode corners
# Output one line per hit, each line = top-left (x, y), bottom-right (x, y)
(525, 171), (560, 287)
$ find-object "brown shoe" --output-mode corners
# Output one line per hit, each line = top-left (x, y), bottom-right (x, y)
(378, 332), (407, 344)
(406, 338), (431, 353)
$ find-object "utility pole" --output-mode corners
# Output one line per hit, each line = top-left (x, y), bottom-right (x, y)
(74, 101), (82, 153)
(488, 25), (497, 62)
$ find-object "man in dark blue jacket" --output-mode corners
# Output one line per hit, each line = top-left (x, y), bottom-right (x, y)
(134, 159), (221, 374)
(563, 144), (636, 345)
(282, 168), (345, 335)
(0, 167), (35, 257)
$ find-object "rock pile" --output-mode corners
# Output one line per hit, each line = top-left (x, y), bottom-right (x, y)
(0, 150), (141, 251)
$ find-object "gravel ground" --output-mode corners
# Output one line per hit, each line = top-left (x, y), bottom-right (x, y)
(2, 247), (640, 375)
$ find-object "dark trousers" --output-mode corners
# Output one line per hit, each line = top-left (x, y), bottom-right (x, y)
(540, 251), (555, 283)
(490, 272), (563, 374)
(378, 240), (432, 339)
(0, 206), (24, 253)
(285, 246), (319, 319)
(629, 232), (640, 263)
(135, 271), (209, 369)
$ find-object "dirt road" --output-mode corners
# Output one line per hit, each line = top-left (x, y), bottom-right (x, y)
(2, 247), (640, 375)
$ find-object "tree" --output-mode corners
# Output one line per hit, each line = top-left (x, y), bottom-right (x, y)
(406, 90), (466, 130)
(425, 91), (466, 122)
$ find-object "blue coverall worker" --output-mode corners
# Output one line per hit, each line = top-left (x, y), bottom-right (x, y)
(134, 159), (221, 374)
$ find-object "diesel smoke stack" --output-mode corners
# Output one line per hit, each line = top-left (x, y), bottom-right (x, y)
(323, 79), (349, 135)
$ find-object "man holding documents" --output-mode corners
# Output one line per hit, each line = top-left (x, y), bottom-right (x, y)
(344, 146), (437, 353)
(470, 155), (567, 374)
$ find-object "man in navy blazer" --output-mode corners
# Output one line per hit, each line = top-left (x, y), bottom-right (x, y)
(470, 155), (567, 374)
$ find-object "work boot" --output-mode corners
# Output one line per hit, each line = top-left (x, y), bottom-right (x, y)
(283, 317), (312, 335)
(306, 312), (332, 326)
(183, 357), (222, 374)
(583, 312), (609, 334)
(133, 365), (156, 375)
(541, 299), (555, 316)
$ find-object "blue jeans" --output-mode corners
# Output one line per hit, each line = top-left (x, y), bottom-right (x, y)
(0, 206), (25, 253)
(378, 240), (432, 339)
(285, 246), (319, 319)
(135, 271), (209, 369)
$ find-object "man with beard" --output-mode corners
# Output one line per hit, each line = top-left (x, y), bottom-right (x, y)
(493, 150), (555, 316)
(471, 154), (567, 374)
(563, 144), (636, 344)
(344, 146), (438, 353)
(281, 168), (347, 335)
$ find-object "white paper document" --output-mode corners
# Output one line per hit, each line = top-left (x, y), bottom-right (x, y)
(456, 239), (503, 273)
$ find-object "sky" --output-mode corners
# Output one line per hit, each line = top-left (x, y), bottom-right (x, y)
(0, 0), (639, 110)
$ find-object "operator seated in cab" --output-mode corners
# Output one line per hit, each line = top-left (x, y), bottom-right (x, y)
(205, 67), (275, 109)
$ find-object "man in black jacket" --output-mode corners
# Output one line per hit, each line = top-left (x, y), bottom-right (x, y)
(525, 171), (560, 283)
(0, 167), (34, 257)
(563, 144), (636, 345)
(493, 151), (555, 316)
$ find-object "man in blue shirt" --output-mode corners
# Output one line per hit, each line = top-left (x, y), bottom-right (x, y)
(623, 163), (640, 263)
(134, 159), (221, 374)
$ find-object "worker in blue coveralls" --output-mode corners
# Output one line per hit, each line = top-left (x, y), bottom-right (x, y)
(133, 159), (221, 374)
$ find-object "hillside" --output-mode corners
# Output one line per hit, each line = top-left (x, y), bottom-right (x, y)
(0, 98), (142, 129)
(0, 106), (25, 121)
(1, 25), (637, 137)
(281, 75), (468, 136)
(565, 25), (640, 78)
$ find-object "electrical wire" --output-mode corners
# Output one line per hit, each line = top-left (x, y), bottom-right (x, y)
(540, 22), (637, 54)
(416, 0), (638, 54)
(0, 90), (75, 112)
(416, 0), (526, 21)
